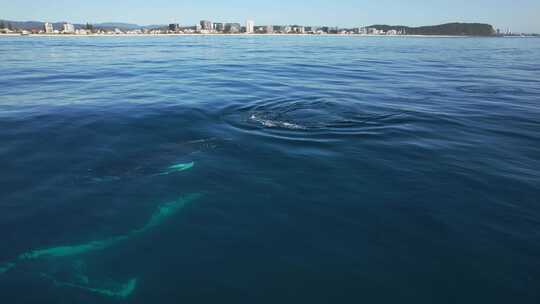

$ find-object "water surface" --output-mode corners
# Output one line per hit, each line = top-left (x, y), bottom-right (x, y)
(0, 36), (539, 303)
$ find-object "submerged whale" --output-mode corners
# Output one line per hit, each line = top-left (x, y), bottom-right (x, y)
(0, 193), (202, 298)
(0, 161), (201, 299)
(2, 193), (201, 265)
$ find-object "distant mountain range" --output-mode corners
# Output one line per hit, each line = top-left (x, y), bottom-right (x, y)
(0, 20), (166, 31)
(368, 23), (495, 36)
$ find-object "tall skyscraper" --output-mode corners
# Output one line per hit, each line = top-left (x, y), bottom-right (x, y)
(246, 20), (255, 34)
(200, 20), (212, 31)
(44, 22), (54, 33)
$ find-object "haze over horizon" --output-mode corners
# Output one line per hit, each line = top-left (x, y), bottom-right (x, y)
(1, 0), (540, 33)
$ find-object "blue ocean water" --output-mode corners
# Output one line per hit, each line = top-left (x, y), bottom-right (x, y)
(0, 35), (539, 303)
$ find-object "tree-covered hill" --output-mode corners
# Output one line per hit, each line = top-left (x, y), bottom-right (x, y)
(369, 23), (495, 36)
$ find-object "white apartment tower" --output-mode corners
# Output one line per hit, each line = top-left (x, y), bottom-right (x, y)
(44, 22), (54, 33)
(246, 20), (255, 33)
(63, 23), (75, 33)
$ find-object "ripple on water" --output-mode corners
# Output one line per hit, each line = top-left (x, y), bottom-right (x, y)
(222, 96), (410, 141)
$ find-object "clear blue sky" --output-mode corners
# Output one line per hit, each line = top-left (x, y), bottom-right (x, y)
(2, 0), (539, 33)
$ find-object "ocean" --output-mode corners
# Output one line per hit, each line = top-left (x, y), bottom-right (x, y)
(0, 35), (539, 303)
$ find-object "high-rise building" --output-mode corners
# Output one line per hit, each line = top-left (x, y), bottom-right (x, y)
(200, 20), (212, 31)
(246, 20), (255, 33)
(292, 26), (305, 34)
(213, 23), (225, 32)
(62, 23), (75, 33)
(283, 26), (292, 33)
(265, 25), (273, 34)
(273, 26), (284, 33)
(169, 24), (180, 32)
(44, 22), (54, 33)
(225, 23), (241, 33)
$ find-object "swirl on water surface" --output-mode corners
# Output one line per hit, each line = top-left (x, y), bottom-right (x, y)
(223, 96), (408, 139)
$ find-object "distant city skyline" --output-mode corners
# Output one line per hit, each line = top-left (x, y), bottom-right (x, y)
(2, 0), (540, 33)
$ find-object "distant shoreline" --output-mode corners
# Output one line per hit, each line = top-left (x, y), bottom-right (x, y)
(1, 33), (537, 38)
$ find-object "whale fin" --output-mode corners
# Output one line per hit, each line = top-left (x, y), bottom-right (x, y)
(41, 273), (137, 299)
(158, 161), (195, 176)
